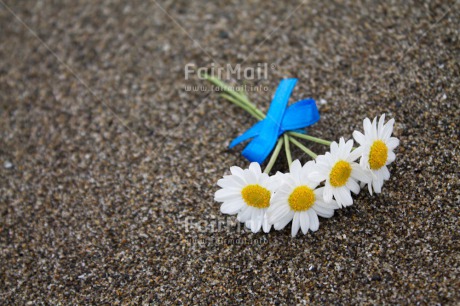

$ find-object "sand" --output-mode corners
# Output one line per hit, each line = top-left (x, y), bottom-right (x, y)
(1, 0), (459, 304)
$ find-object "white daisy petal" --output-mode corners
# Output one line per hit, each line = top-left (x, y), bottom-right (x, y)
(319, 198), (340, 209)
(300, 162), (318, 187)
(217, 175), (245, 188)
(267, 204), (290, 223)
(270, 194), (286, 205)
(316, 188), (338, 209)
(290, 160), (303, 183)
(313, 203), (334, 218)
(291, 212), (301, 237)
(274, 211), (294, 230)
(330, 141), (339, 155)
(300, 211), (310, 234)
(243, 169), (258, 184)
(344, 139), (354, 156)
(371, 117), (378, 139)
(258, 173), (270, 186)
(387, 151), (396, 164)
(382, 119), (395, 140)
(262, 215), (271, 233)
(387, 137), (400, 150)
(303, 160), (316, 169)
(249, 162), (262, 175)
(377, 114), (386, 138)
(290, 159), (302, 174)
(315, 154), (330, 165)
(337, 138), (349, 158)
(353, 130), (366, 145)
(333, 189), (344, 207)
(364, 118), (373, 135)
(216, 178), (236, 189)
(230, 166), (245, 177)
(337, 187), (353, 206)
(300, 173), (318, 189)
(351, 164), (372, 183)
(313, 161), (329, 172)
(309, 170), (328, 183)
(268, 171), (286, 190)
(244, 220), (251, 230)
(220, 199), (244, 214)
(381, 166), (390, 180)
(348, 146), (363, 162)
(237, 206), (253, 222)
(214, 189), (240, 202)
(313, 186), (324, 198)
(250, 209), (264, 233)
(323, 183), (334, 203)
(346, 179), (361, 194)
(372, 179), (383, 194)
(360, 153), (369, 168)
(308, 210), (320, 232)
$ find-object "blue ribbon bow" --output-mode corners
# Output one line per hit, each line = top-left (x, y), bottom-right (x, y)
(229, 78), (320, 163)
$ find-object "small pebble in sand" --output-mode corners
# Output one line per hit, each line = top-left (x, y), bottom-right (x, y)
(4, 161), (13, 169)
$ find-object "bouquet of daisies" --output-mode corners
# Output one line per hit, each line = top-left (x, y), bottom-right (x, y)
(207, 75), (399, 237)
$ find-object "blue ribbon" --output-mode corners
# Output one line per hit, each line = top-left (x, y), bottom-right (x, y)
(229, 78), (320, 163)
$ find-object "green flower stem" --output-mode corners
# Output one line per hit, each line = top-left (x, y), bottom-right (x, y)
(202, 73), (265, 119)
(264, 138), (284, 174)
(202, 73), (250, 103)
(283, 134), (292, 168)
(235, 84), (250, 101)
(288, 132), (332, 146)
(289, 136), (318, 159)
(220, 94), (263, 120)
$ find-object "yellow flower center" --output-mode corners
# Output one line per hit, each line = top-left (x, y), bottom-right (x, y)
(369, 140), (388, 170)
(288, 186), (316, 212)
(241, 184), (271, 208)
(329, 160), (352, 187)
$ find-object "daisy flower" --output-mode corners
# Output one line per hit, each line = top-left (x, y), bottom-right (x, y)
(214, 162), (275, 233)
(267, 160), (339, 237)
(309, 138), (371, 207)
(353, 114), (399, 194)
